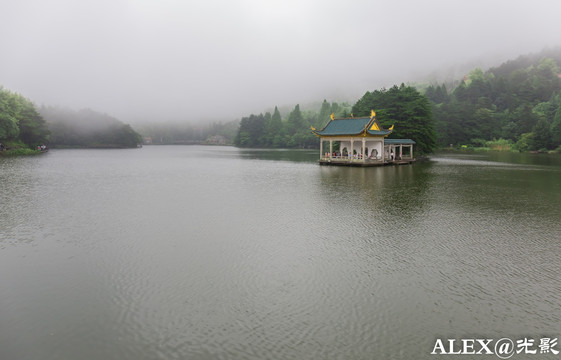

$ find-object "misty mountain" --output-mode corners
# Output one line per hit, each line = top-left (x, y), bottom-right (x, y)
(487, 47), (561, 78)
(427, 48), (561, 151)
(40, 106), (142, 148)
(231, 48), (561, 153)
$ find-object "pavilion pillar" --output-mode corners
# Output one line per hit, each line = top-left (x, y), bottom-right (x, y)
(329, 140), (333, 158)
(362, 138), (366, 162)
(320, 138), (323, 159)
(350, 138), (354, 160)
(400, 144), (403, 160)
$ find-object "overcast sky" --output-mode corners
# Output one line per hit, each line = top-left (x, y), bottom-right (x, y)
(1, 0), (560, 123)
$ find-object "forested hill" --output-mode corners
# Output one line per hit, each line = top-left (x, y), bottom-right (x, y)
(40, 106), (142, 148)
(234, 48), (561, 154)
(427, 48), (561, 151)
(1, 86), (142, 150)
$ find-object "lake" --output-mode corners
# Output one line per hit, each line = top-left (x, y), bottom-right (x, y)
(1, 146), (560, 359)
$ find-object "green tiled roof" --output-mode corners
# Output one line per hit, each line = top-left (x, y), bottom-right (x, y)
(313, 115), (414, 143)
(314, 117), (371, 136)
(384, 139), (416, 144)
(366, 129), (392, 136)
(314, 117), (392, 136)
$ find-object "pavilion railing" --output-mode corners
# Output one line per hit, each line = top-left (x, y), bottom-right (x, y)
(320, 154), (413, 162)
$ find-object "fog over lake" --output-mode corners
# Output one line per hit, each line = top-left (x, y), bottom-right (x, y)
(1, 0), (561, 122)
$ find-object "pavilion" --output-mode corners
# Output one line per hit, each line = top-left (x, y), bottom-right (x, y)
(311, 110), (415, 166)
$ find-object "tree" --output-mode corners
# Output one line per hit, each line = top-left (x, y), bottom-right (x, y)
(515, 132), (533, 152)
(473, 107), (500, 140)
(266, 106), (283, 147)
(0, 87), (50, 147)
(532, 58), (561, 102)
(234, 114), (265, 147)
(514, 104), (537, 134)
(318, 100), (331, 128)
(531, 117), (552, 150)
(17, 96), (50, 146)
(286, 104), (304, 136)
(352, 84), (437, 154)
(261, 112), (273, 146)
(426, 84), (449, 104)
(551, 107), (561, 146)
(0, 88), (21, 141)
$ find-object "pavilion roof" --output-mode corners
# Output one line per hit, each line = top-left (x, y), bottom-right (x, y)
(384, 138), (416, 144)
(313, 116), (392, 137)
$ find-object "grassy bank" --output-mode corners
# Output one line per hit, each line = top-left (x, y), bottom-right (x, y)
(0, 141), (45, 156)
(443, 137), (561, 154)
(0, 148), (43, 156)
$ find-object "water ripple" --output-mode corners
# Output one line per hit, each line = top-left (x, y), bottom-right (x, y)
(2, 147), (561, 359)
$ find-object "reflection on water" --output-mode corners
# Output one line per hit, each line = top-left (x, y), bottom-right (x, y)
(238, 148), (318, 163)
(1, 147), (560, 360)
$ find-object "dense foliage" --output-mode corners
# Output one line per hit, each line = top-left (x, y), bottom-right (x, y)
(234, 101), (351, 148)
(0, 87), (50, 149)
(234, 49), (561, 154)
(234, 88), (436, 154)
(40, 106), (142, 148)
(427, 49), (561, 151)
(352, 84), (437, 154)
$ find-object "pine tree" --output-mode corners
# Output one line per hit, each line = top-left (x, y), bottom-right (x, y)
(286, 104), (304, 136)
(318, 100), (331, 128)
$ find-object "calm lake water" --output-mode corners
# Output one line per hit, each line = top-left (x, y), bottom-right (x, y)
(1, 146), (561, 360)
